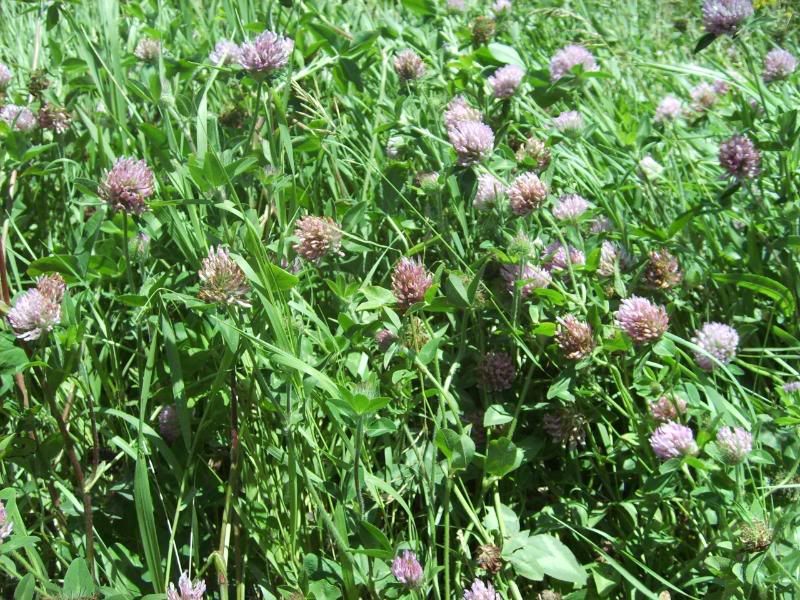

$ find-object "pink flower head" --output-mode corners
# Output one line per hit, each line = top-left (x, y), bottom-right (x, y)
(690, 82), (717, 111)
(392, 258), (433, 311)
(549, 44), (598, 82)
(501, 263), (551, 297)
(474, 173), (505, 210)
(556, 315), (594, 360)
(763, 48), (797, 83)
(597, 241), (631, 277)
(448, 121), (494, 166)
(99, 157), (154, 215)
(0, 63), (12, 90)
(552, 194), (590, 221)
(210, 39), (242, 65)
(649, 394), (687, 422)
(293, 216), (343, 262)
(507, 172), (547, 216)
(492, 0), (512, 14)
(692, 322), (738, 370)
(488, 64), (524, 98)
(394, 50), (426, 81)
(702, 0), (753, 36)
(134, 38), (161, 62)
(444, 96), (483, 131)
(38, 104), (71, 134)
(650, 421), (698, 460)
(783, 381), (800, 393)
(463, 578), (500, 600)
(238, 30), (293, 75)
(167, 572), (206, 600)
(615, 296), (669, 344)
(654, 95), (683, 123)
(375, 328), (398, 351)
(392, 550), (423, 587)
(719, 134), (761, 179)
(0, 500), (13, 541)
(544, 243), (585, 272)
(0, 105), (37, 132)
(7, 274), (66, 341)
(198, 246), (251, 307)
(478, 351), (516, 391)
(553, 110), (583, 134)
(716, 426), (752, 464)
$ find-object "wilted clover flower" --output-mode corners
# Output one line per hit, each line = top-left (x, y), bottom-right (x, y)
(392, 550), (423, 587)
(650, 422), (698, 460)
(702, 0), (753, 35)
(463, 579), (500, 600)
(654, 95), (683, 123)
(415, 171), (439, 191)
(167, 572), (206, 600)
(763, 48), (797, 83)
(716, 426), (752, 464)
(616, 296), (669, 344)
(515, 136), (551, 171)
(158, 404), (180, 444)
(549, 44), (598, 82)
(474, 173), (505, 210)
(543, 409), (587, 449)
(719, 134), (761, 179)
(7, 274), (66, 342)
(544, 243), (585, 272)
(0, 500), (12, 541)
(475, 543), (502, 574)
(394, 49), (426, 81)
(198, 246), (251, 307)
(448, 121), (495, 166)
(444, 96), (482, 131)
(99, 157), (154, 215)
(739, 519), (772, 553)
(0, 105), (37, 132)
(134, 38), (161, 62)
(209, 39), (241, 65)
(690, 82), (717, 112)
(492, 0), (512, 14)
(238, 30), (293, 75)
(508, 172), (547, 216)
(597, 241), (631, 277)
(552, 194), (590, 221)
(556, 315), (595, 360)
(488, 64), (524, 98)
(375, 328), (398, 351)
(501, 263), (552, 297)
(472, 17), (496, 45)
(38, 103), (71, 134)
(638, 155), (664, 181)
(0, 63), (11, 90)
(692, 322), (738, 370)
(478, 351), (516, 391)
(553, 110), (583, 134)
(649, 394), (687, 422)
(293, 216), (343, 262)
(537, 592), (562, 600)
(644, 250), (682, 289)
(392, 258), (433, 311)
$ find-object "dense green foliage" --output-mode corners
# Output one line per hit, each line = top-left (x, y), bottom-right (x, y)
(1, 0), (799, 598)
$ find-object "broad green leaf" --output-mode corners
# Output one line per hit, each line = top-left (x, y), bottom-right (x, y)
(485, 438), (523, 477)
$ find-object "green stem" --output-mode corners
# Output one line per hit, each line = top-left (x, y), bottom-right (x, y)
(354, 416), (365, 515)
(443, 474), (453, 600)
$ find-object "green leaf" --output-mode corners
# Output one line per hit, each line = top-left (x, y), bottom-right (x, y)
(434, 428), (475, 471)
(62, 557), (97, 597)
(485, 438), (523, 477)
(135, 457), (163, 593)
(526, 534), (588, 585)
(0, 335), (28, 374)
(484, 404), (514, 427)
(712, 273), (795, 316)
(14, 574), (35, 600)
(486, 43), (525, 67)
(693, 32), (717, 54)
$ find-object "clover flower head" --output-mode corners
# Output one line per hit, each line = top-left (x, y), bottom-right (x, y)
(549, 44), (598, 82)
(692, 322), (739, 370)
(392, 551), (423, 587)
(488, 64), (524, 98)
(650, 421), (698, 460)
(448, 121), (494, 166)
(716, 426), (752, 464)
(615, 296), (669, 344)
(763, 48), (797, 82)
(238, 30), (293, 75)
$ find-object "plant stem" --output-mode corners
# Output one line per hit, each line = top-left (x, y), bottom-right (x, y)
(354, 415), (365, 515)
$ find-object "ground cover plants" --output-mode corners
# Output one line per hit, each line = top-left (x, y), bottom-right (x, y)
(0, 0), (799, 598)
